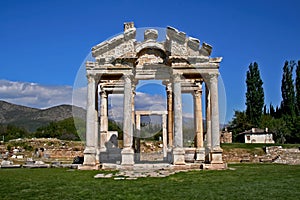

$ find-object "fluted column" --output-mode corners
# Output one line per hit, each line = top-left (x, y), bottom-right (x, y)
(194, 86), (205, 162)
(121, 74), (134, 166)
(83, 74), (97, 166)
(208, 73), (223, 164)
(172, 74), (185, 165)
(100, 88), (108, 152)
(205, 84), (212, 162)
(162, 114), (167, 158)
(210, 74), (220, 149)
(135, 114), (141, 154)
(95, 85), (100, 163)
(194, 89), (203, 148)
(166, 83), (173, 148)
(131, 84), (136, 152)
(173, 74), (183, 148)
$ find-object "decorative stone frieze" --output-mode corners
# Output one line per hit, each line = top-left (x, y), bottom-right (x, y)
(83, 22), (225, 169)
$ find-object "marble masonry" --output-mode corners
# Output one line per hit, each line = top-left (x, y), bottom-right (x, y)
(81, 22), (225, 170)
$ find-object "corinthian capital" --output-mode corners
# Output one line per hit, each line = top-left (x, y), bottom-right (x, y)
(204, 73), (219, 85)
(123, 74), (133, 83)
(86, 73), (96, 83)
(172, 73), (182, 83)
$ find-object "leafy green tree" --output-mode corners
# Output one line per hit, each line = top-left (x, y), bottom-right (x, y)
(259, 115), (289, 143)
(281, 61), (296, 117)
(35, 118), (80, 140)
(228, 111), (252, 142)
(0, 124), (31, 141)
(293, 116), (300, 143)
(245, 62), (265, 126)
(296, 60), (300, 116)
(108, 120), (123, 140)
(269, 103), (275, 117)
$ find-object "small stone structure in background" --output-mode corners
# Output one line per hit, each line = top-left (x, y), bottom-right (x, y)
(238, 128), (275, 144)
(220, 128), (232, 143)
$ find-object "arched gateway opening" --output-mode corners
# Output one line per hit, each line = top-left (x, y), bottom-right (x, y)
(81, 22), (225, 170)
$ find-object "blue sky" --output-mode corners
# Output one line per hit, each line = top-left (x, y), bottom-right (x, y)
(1, 0), (300, 123)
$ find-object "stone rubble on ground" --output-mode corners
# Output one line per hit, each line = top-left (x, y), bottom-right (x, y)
(94, 167), (195, 180)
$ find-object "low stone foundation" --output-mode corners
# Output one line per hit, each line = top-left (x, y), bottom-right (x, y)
(100, 162), (227, 171)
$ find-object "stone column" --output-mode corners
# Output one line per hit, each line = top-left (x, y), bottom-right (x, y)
(205, 84), (211, 162)
(121, 74), (134, 166)
(172, 74), (185, 165)
(95, 85), (100, 164)
(166, 83), (173, 148)
(162, 114), (167, 159)
(209, 74), (223, 164)
(83, 74), (97, 166)
(135, 114), (141, 155)
(194, 88), (205, 162)
(131, 85), (136, 152)
(100, 88), (108, 152)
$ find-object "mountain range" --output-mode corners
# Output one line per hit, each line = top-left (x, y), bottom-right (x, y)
(0, 100), (85, 132)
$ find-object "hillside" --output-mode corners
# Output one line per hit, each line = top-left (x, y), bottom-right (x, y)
(0, 100), (85, 132)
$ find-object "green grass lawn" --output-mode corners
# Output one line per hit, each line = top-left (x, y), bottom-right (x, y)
(221, 143), (300, 150)
(0, 164), (299, 200)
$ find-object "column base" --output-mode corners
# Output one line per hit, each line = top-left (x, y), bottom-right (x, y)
(195, 147), (205, 163)
(96, 148), (101, 164)
(172, 148), (185, 165)
(100, 131), (107, 150)
(83, 147), (97, 166)
(166, 148), (173, 163)
(205, 147), (211, 163)
(210, 147), (223, 164)
(121, 147), (134, 166)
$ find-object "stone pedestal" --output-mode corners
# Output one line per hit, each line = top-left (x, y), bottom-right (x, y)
(100, 132), (107, 152)
(184, 148), (196, 163)
(172, 148), (185, 165)
(205, 147), (211, 163)
(167, 148), (173, 163)
(195, 147), (205, 163)
(121, 147), (134, 166)
(83, 147), (97, 166)
(210, 148), (223, 164)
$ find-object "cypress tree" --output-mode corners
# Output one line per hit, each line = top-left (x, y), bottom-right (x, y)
(269, 103), (275, 117)
(263, 105), (267, 115)
(245, 62), (265, 126)
(281, 61), (296, 117)
(296, 60), (300, 116)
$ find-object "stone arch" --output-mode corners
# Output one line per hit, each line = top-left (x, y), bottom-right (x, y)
(136, 47), (168, 66)
(81, 22), (225, 170)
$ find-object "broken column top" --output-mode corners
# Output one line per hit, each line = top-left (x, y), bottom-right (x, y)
(124, 22), (135, 31)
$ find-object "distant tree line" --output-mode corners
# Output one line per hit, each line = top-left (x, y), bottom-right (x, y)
(35, 118), (81, 140)
(229, 60), (300, 144)
(0, 124), (32, 142)
(0, 118), (124, 142)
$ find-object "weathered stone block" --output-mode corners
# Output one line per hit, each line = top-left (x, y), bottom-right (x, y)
(210, 148), (223, 164)
(173, 148), (185, 165)
(144, 29), (158, 41)
(195, 147), (205, 162)
(83, 147), (96, 166)
(121, 147), (134, 166)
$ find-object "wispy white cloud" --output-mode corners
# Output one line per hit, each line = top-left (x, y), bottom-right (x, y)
(0, 80), (194, 121)
(0, 79), (73, 108)
(72, 86), (87, 109)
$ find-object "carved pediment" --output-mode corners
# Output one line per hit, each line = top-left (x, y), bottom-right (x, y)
(90, 22), (221, 67)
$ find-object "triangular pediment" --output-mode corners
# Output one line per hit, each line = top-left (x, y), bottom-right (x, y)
(91, 22), (219, 66)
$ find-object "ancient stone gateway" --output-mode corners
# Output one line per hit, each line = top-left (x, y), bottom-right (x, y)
(82, 22), (225, 170)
